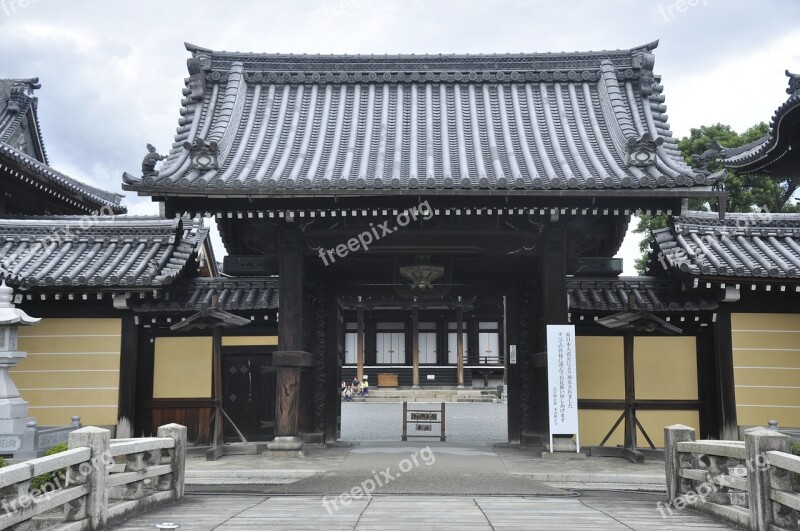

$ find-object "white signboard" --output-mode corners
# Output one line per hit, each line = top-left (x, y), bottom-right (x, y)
(546, 324), (579, 452)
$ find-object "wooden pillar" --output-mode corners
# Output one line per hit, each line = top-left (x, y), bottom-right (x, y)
(324, 285), (339, 444)
(696, 329), (718, 440)
(357, 305), (365, 380)
(412, 306), (420, 388)
(456, 305), (465, 388)
(714, 307), (738, 440)
(211, 327), (224, 450)
(533, 227), (568, 439)
(273, 230), (309, 441)
(623, 331), (637, 450)
(278, 231), (303, 352)
(505, 281), (521, 445)
(116, 313), (138, 438)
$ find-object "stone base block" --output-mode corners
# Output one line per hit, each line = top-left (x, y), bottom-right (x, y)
(541, 450), (586, 460)
(545, 436), (578, 453)
(263, 436), (305, 458)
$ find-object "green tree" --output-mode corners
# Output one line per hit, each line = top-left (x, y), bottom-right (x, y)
(633, 122), (799, 275)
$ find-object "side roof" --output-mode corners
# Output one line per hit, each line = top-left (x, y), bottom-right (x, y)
(0, 216), (207, 292)
(648, 211), (800, 281)
(123, 41), (720, 198)
(722, 70), (800, 178)
(0, 78), (126, 214)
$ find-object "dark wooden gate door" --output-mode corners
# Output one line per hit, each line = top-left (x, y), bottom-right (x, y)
(221, 347), (276, 442)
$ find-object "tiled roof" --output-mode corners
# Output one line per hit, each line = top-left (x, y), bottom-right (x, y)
(568, 277), (719, 313)
(0, 216), (208, 291)
(722, 70), (800, 177)
(123, 41), (718, 197)
(0, 78), (126, 214)
(133, 277), (278, 313)
(650, 211), (800, 279)
(0, 144), (126, 214)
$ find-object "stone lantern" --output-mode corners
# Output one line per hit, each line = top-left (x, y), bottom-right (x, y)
(0, 280), (40, 454)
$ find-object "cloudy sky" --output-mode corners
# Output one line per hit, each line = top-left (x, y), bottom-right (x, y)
(2, 0), (799, 273)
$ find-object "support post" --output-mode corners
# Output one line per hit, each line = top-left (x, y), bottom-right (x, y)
(456, 305), (464, 389)
(357, 305), (365, 381)
(209, 327), (223, 459)
(533, 228), (568, 442)
(116, 313), (137, 438)
(745, 427), (792, 530)
(268, 230), (310, 456)
(67, 427), (110, 530)
(157, 423), (187, 499)
(714, 308), (738, 440)
(623, 331), (637, 451)
(411, 305), (420, 389)
(663, 424), (695, 502)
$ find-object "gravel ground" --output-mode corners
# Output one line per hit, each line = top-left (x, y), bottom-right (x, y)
(340, 401), (507, 442)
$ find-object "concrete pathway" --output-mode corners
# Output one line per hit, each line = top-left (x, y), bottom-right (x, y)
(111, 492), (737, 530)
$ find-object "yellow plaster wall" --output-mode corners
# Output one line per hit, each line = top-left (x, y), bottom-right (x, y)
(575, 335), (700, 446)
(634, 337), (698, 400)
(14, 318), (121, 426)
(153, 337), (213, 399)
(732, 313), (800, 427)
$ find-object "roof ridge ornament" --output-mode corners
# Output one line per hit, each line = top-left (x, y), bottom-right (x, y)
(625, 133), (663, 167)
(142, 143), (166, 178)
(787, 69), (800, 97)
(184, 138), (219, 172)
(690, 140), (723, 175)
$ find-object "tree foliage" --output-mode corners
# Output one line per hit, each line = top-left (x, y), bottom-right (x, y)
(633, 122), (800, 275)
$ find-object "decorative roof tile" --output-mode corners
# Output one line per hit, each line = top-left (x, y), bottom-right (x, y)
(123, 41), (717, 197)
(568, 276), (719, 313)
(133, 277), (278, 313)
(649, 211), (800, 279)
(0, 216), (207, 290)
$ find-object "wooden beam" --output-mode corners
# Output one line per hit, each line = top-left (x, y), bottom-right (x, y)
(211, 326), (224, 451)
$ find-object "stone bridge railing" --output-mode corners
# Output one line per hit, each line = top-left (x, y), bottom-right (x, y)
(664, 424), (799, 530)
(0, 423), (186, 530)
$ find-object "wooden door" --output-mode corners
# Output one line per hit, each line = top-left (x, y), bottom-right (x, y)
(221, 347), (276, 441)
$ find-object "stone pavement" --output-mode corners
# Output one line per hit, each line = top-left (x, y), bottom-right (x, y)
(107, 442), (739, 530)
(111, 492), (737, 530)
(184, 441), (666, 492)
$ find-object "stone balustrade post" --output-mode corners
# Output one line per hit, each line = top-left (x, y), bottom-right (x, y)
(157, 423), (187, 499)
(67, 426), (110, 530)
(745, 427), (791, 531)
(664, 424), (695, 502)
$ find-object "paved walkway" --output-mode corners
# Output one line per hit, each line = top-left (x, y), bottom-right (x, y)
(184, 441), (666, 492)
(111, 492), (737, 530)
